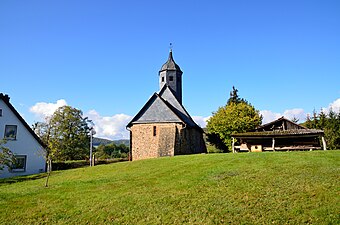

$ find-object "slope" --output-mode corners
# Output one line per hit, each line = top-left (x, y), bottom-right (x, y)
(0, 151), (339, 224)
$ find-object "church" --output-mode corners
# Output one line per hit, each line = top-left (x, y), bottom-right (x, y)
(126, 50), (206, 160)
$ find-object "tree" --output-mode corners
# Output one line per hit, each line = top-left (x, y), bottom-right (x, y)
(32, 106), (90, 187)
(227, 86), (247, 105)
(291, 116), (300, 123)
(32, 120), (53, 186)
(207, 87), (262, 151)
(318, 110), (327, 129)
(33, 106), (90, 161)
(48, 106), (90, 161)
(96, 143), (130, 159)
(32, 121), (51, 146)
(0, 139), (15, 171)
(303, 108), (340, 150)
(324, 109), (340, 149)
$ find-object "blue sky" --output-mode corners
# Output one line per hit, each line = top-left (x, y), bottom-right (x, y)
(1, 0), (339, 140)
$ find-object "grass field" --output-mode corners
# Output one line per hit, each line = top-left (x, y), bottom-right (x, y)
(0, 151), (339, 224)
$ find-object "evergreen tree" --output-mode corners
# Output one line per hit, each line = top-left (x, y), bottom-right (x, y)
(304, 108), (340, 149)
(227, 86), (247, 105)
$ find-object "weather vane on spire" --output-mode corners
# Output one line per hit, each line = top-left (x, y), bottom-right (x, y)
(169, 42), (173, 52)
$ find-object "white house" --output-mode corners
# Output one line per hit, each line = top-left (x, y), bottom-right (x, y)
(0, 93), (46, 178)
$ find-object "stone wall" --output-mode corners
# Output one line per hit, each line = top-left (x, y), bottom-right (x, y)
(157, 124), (179, 157)
(130, 123), (179, 160)
(130, 123), (206, 161)
(176, 127), (207, 155)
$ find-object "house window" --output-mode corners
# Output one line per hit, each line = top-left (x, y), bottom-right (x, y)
(0, 109), (2, 116)
(169, 76), (174, 81)
(11, 155), (27, 172)
(153, 126), (157, 136)
(4, 125), (17, 140)
(162, 77), (164, 82)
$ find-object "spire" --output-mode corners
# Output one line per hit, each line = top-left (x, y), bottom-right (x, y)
(159, 49), (182, 72)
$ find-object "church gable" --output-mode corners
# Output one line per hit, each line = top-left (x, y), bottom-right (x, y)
(159, 85), (189, 118)
(127, 93), (183, 125)
(158, 85), (200, 129)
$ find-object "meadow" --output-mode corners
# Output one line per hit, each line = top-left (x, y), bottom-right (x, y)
(0, 151), (339, 224)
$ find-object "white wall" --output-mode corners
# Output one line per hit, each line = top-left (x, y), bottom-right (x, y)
(0, 99), (46, 178)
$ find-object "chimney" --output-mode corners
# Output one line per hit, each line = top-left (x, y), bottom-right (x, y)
(0, 93), (10, 102)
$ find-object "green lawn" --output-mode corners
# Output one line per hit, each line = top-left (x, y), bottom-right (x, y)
(0, 151), (339, 224)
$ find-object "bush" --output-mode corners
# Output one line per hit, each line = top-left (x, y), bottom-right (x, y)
(52, 158), (127, 171)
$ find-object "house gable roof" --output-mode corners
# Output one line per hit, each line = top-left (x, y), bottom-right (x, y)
(0, 93), (46, 148)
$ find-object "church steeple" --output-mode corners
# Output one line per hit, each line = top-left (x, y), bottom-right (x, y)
(159, 49), (183, 104)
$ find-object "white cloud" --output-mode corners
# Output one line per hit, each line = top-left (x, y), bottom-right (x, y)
(30, 98), (340, 140)
(192, 116), (211, 128)
(29, 100), (132, 140)
(322, 98), (340, 113)
(86, 110), (132, 140)
(283, 108), (306, 122)
(260, 99), (340, 125)
(30, 99), (67, 120)
(259, 110), (282, 124)
(260, 108), (306, 124)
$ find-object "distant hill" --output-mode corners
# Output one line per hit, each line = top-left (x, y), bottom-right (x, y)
(93, 137), (130, 147)
(113, 139), (130, 146)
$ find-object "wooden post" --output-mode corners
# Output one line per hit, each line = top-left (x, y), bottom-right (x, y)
(272, 138), (275, 152)
(322, 136), (327, 150)
(90, 128), (93, 167)
(232, 137), (235, 153)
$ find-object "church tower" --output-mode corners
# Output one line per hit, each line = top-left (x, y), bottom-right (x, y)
(159, 49), (183, 104)
(127, 50), (207, 161)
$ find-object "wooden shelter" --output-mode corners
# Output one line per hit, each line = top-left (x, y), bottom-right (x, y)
(231, 117), (326, 152)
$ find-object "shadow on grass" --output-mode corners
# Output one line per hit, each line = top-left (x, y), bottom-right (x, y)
(0, 173), (48, 185)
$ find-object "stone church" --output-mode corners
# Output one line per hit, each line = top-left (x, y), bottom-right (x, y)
(126, 50), (206, 160)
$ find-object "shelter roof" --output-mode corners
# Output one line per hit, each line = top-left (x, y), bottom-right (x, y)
(232, 129), (324, 138)
(255, 116), (306, 131)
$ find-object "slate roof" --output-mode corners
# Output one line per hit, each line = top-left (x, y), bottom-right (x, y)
(0, 93), (47, 148)
(159, 50), (182, 72)
(126, 85), (201, 131)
